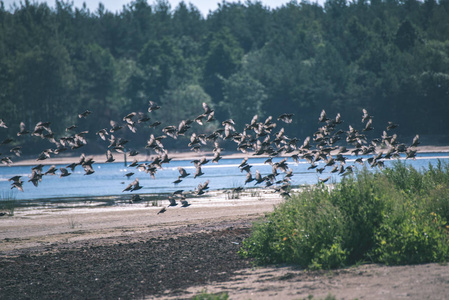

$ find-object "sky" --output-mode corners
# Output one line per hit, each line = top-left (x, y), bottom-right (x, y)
(2, 0), (324, 17)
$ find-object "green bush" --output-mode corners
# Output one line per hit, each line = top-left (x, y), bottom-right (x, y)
(374, 206), (449, 265)
(191, 290), (229, 300)
(240, 185), (348, 269)
(240, 162), (449, 269)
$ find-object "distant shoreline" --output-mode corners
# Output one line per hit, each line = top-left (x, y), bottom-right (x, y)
(3, 145), (449, 167)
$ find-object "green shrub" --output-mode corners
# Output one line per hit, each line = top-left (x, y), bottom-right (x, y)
(329, 169), (401, 263)
(424, 184), (449, 222)
(191, 290), (229, 300)
(374, 205), (449, 265)
(241, 162), (449, 269)
(240, 185), (348, 269)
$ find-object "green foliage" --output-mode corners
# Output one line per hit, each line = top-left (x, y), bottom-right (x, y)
(241, 163), (449, 269)
(330, 169), (400, 263)
(191, 290), (229, 300)
(2, 0), (449, 152)
(374, 205), (449, 265)
(221, 71), (267, 129)
(240, 185), (348, 269)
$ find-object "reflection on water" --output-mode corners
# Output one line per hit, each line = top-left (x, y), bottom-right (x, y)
(1, 152), (449, 202)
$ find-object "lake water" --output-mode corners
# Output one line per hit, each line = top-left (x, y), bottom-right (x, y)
(1, 152), (449, 202)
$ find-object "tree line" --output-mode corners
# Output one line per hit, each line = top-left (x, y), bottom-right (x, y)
(1, 0), (449, 156)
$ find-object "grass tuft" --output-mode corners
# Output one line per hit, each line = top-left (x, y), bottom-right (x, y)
(191, 289), (229, 300)
(0, 191), (18, 216)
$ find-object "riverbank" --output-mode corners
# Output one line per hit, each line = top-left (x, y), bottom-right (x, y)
(6, 145), (449, 167)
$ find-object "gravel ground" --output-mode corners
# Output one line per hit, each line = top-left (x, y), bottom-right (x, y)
(0, 219), (253, 299)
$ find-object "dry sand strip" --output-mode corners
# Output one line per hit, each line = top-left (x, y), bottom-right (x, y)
(7, 145), (449, 167)
(0, 191), (283, 254)
(174, 263), (449, 300)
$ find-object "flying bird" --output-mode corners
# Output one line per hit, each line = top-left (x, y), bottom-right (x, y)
(278, 113), (294, 124)
(44, 165), (57, 176)
(411, 134), (420, 147)
(105, 150), (115, 163)
(96, 128), (109, 140)
(362, 108), (373, 123)
(181, 200), (191, 207)
(178, 167), (190, 178)
(123, 178), (142, 192)
(148, 101), (160, 112)
(319, 109), (329, 123)
(194, 166), (204, 178)
(363, 119), (374, 131)
(59, 167), (71, 178)
(78, 110), (92, 118)
(124, 172), (134, 179)
(17, 122), (30, 136)
(202, 102), (213, 114)
(10, 178), (24, 192)
(168, 196), (178, 207)
(109, 120), (122, 132)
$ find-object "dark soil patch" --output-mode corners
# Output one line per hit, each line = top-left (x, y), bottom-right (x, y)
(0, 227), (252, 299)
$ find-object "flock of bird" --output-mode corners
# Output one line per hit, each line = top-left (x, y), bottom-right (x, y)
(0, 102), (420, 214)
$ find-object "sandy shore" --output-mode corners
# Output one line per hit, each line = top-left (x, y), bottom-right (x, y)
(0, 190), (283, 253)
(178, 262), (449, 300)
(7, 145), (449, 167)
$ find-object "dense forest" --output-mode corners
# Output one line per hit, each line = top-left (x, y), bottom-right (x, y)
(1, 0), (449, 156)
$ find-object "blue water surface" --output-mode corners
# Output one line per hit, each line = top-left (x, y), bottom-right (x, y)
(1, 152), (448, 201)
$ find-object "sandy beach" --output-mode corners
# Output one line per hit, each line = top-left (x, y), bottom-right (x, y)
(7, 144), (449, 167)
